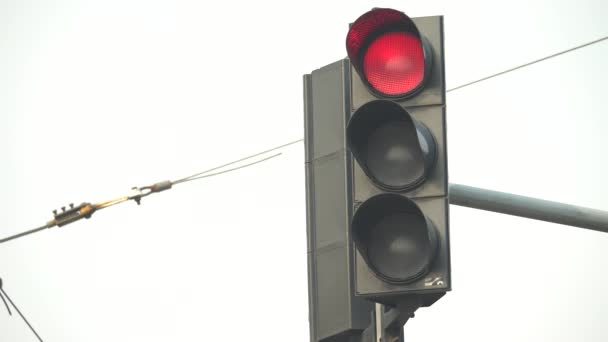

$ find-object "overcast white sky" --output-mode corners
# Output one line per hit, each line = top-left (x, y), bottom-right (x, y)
(1, 0), (608, 341)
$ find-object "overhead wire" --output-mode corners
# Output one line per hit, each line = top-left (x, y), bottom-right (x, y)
(0, 280), (44, 342)
(0, 282), (11, 315)
(174, 139), (301, 184)
(173, 153), (282, 185)
(0, 223), (52, 244)
(0, 148), (284, 244)
(447, 35), (608, 92)
(95, 197), (130, 210)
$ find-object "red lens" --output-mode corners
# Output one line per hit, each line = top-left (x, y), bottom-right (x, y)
(363, 32), (425, 96)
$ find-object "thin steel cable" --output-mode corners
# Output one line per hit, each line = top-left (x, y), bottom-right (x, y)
(95, 197), (130, 209)
(0, 223), (50, 245)
(0, 147), (287, 244)
(173, 153), (282, 185)
(0, 283), (11, 315)
(0, 287), (44, 342)
(174, 139), (301, 184)
(447, 35), (608, 92)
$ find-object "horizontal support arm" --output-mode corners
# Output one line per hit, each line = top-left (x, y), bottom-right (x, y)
(449, 184), (608, 234)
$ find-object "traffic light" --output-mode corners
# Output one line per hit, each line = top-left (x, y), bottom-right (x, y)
(346, 8), (450, 308)
(304, 8), (449, 342)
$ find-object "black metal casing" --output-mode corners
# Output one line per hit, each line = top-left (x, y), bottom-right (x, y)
(351, 16), (450, 303)
(304, 15), (449, 342)
(304, 60), (371, 342)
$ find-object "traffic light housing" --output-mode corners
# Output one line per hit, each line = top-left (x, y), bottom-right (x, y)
(304, 8), (449, 342)
(348, 8), (450, 307)
(304, 60), (373, 342)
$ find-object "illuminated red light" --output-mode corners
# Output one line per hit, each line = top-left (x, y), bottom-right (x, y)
(346, 8), (428, 98)
(363, 32), (425, 95)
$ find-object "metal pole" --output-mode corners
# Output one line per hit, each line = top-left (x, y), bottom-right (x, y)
(449, 183), (608, 233)
(375, 304), (383, 342)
